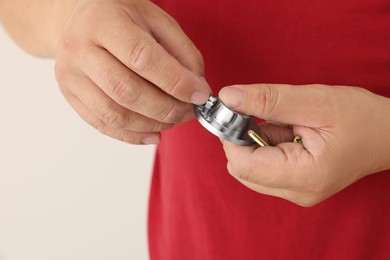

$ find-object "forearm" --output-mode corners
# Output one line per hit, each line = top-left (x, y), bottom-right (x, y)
(0, 0), (76, 57)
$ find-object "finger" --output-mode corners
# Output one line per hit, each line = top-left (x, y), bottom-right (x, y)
(65, 95), (161, 145)
(258, 122), (295, 145)
(144, 3), (205, 75)
(228, 161), (319, 207)
(66, 74), (173, 132)
(233, 176), (316, 207)
(78, 46), (194, 124)
(94, 10), (211, 104)
(227, 161), (290, 196)
(222, 140), (314, 189)
(219, 84), (336, 126)
(228, 162), (298, 202)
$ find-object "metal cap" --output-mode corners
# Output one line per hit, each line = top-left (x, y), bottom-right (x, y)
(194, 96), (259, 146)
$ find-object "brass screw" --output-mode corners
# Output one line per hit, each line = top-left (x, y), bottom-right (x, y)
(293, 136), (302, 143)
(249, 130), (302, 147)
(248, 130), (269, 147)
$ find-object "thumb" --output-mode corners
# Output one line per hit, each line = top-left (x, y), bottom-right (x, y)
(219, 84), (334, 126)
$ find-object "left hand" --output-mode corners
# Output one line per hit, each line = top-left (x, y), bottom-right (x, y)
(219, 84), (390, 206)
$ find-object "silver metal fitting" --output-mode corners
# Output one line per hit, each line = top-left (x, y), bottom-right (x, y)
(194, 96), (261, 146)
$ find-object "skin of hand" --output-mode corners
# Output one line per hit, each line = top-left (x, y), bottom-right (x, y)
(219, 84), (390, 207)
(0, 0), (211, 144)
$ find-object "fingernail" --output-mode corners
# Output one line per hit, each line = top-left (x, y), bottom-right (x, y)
(142, 137), (160, 145)
(219, 87), (243, 108)
(190, 76), (212, 105)
(191, 91), (210, 105)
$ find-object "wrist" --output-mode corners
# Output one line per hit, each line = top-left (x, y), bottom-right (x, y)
(0, 0), (82, 58)
(383, 96), (390, 171)
(375, 94), (390, 172)
(41, 0), (86, 58)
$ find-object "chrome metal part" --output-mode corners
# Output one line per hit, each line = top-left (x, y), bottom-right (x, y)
(194, 96), (261, 146)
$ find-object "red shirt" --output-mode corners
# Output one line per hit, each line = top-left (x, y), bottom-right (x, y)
(149, 1), (390, 259)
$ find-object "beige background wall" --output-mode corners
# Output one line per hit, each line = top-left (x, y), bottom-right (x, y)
(0, 27), (152, 260)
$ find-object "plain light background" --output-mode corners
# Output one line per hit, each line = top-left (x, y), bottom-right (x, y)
(0, 26), (153, 259)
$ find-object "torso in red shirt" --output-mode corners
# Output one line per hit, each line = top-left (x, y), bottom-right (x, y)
(148, 1), (390, 259)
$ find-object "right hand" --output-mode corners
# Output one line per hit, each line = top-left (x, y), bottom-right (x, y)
(54, 0), (211, 144)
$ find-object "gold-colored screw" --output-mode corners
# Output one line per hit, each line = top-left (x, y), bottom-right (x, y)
(249, 130), (303, 147)
(293, 136), (302, 143)
(248, 130), (269, 147)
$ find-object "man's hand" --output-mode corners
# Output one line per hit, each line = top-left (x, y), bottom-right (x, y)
(219, 84), (390, 206)
(1, 0), (211, 144)
(54, 0), (211, 144)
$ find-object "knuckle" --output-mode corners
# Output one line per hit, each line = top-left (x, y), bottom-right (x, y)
(56, 34), (87, 70)
(236, 172), (251, 182)
(156, 103), (184, 123)
(150, 120), (168, 132)
(56, 36), (83, 67)
(149, 121), (160, 132)
(107, 73), (142, 105)
(165, 72), (184, 96)
(242, 157), (264, 183)
(99, 106), (128, 128)
(235, 165), (252, 182)
(118, 131), (139, 144)
(128, 39), (155, 71)
(136, 117), (165, 133)
(107, 73), (128, 100)
(125, 84), (142, 106)
(256, 84), (280, 117)
(54, 61), (69, 82)
(91, 118), (107, 133)
(58, 33), (78, 55)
